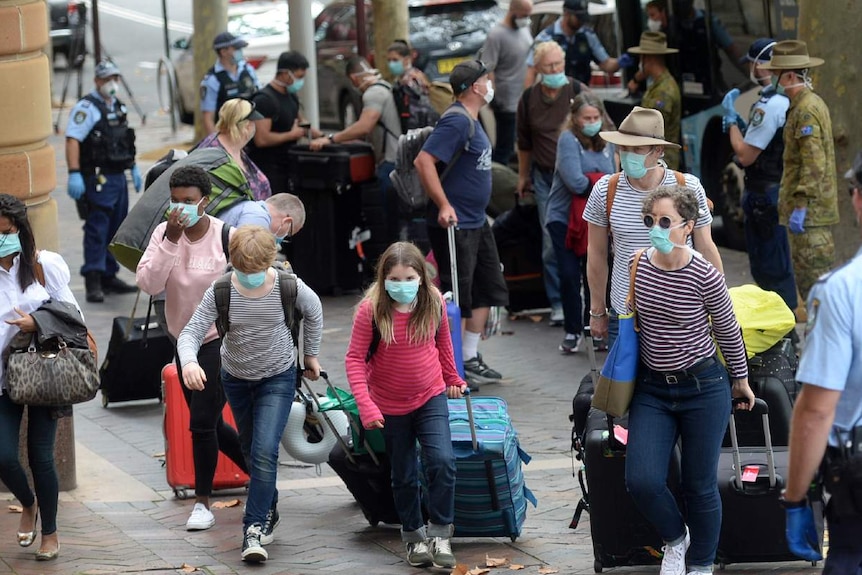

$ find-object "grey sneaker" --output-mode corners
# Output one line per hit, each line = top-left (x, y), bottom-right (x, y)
(560, 334), (582, 354)
(430, 536), (456, 568)
(405, 540), (433, 567)
(463, 353), (502, 383)
(260, 508), (280, 546)
(241, 524), (268, 563)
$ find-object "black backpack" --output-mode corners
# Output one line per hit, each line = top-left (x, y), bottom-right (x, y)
(392, 82), (441, 133)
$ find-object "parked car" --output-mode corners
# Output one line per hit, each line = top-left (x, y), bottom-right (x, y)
(172, 0), (327, 124)
(49, 0), (87, 68)
(315, 0), (505, 128)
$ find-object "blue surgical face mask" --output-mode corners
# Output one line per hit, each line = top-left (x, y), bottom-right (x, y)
(620, 150), (653, 179)
(648, 222), (685, 254)
(581, 120), (602, 137)
(235, 270), (267, 289)
(274, 220), (293, 246)
(0, 232), (22, 258)
(169, 198), (204, 227)
(387, 60), (405, 77)
(541, 72), (569, 89)
(384, 279), (420, 304)
(287, 73), (305, 94)
(233, 49), (244, 65)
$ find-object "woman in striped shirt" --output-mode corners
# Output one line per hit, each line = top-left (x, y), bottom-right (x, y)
(345, 242), (467, 570)
(624, 186), (754, 575)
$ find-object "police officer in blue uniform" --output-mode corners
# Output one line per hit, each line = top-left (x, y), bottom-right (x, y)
(782, 152), (862, 573)
(65, 61), (140, 303)
(524, 0), (630, 87)
(723, 38), (798, 313)
(200, 32), (259, 135)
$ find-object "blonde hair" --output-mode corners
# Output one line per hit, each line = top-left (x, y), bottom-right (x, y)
(361, 242), (442, 346)
(533, 41), (564, 70)
(229, 225), (277, 273)
(215, 98), (253, 142)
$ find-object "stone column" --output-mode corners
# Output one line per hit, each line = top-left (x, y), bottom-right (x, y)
(0, 0), (74, 492)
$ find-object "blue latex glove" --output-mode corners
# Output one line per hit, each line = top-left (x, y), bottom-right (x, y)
(617, 52), (635, 68)
(722, 88), (740, 116)
(131, 164), (143, 193)
(785, 506), (823, 562)
(67, 172), (85, 200)
(789, 207), (807, 234)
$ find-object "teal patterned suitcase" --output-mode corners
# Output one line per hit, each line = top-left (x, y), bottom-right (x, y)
(447, 395), (537, 541)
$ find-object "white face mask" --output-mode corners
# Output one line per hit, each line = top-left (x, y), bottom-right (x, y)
(646, 18), (662, 32)
(99, 80), (119, 99)
(515, 16), (531, 28)
(483, 79), (495, 104)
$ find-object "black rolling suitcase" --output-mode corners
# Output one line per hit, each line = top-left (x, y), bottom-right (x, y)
(327, 445), (401, 526)
(99, 295), (173, 407)
(715, 398), (823, 568)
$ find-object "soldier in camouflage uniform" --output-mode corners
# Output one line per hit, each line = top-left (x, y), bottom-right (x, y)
(628, 31), (681, 169)
(761, 40), (838, 301)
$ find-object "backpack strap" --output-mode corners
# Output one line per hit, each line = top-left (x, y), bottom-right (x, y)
(605, 172), (621, 223)
(438, 105), (475, 184)
(213, 272), (233, 338)
(365, 317), (382, 363)
(672, 170), (685, 186)
(277, 268), (297, 331)
(221, 223), (231, 261)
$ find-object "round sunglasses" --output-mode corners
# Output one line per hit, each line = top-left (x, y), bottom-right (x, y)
(643, 215), (684, 229)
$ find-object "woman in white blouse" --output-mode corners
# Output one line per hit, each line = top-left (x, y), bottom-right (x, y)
(0, 194), (77, 561)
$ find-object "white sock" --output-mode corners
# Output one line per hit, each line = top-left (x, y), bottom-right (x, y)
(463, 331), (481, 360)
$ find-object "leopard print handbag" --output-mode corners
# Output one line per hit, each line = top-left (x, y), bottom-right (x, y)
(5, 335), (99, 406)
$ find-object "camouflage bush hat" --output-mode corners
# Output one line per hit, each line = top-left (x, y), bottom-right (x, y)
(628, 31), (678, 55)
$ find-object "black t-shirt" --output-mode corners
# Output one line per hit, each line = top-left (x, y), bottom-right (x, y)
(246, 84), (300, 167)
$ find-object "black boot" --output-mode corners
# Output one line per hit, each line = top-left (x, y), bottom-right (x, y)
(102, 275), (137, 294)
(85, 272), (104, 303)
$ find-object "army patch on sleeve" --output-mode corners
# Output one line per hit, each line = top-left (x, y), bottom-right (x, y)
(655, 100), (665, 109)
(200, 85), (208, 100)
(750, 108), (765, 127)
(804, 297), (819, 335)
(800, 125), (814, 136)
(73, 111), (86, 124)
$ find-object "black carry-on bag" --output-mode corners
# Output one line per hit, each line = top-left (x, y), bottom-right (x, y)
(715, 398), (823, 568)
(98, 291), (173, 407)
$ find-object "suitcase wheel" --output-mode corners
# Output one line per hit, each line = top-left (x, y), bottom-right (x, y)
(594, 559), (602, 573)
(174, 488), (190, 500)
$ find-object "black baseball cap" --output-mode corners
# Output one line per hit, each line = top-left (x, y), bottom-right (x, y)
(450, 60), (488, 96)
(241, 100), (264, 121)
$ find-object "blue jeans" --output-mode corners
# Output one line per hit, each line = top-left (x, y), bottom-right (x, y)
(547, 221), (589, 334)
(382, 393), (456, 541)
(0, 394), (58, 535)
(221, 366), (295, 530)
(625, 359), (731, 570)
(742, 184), (798, 310)
(530, 166), (561, 310)
(81, 172), (128, 276)
(491, 106), (515, 166)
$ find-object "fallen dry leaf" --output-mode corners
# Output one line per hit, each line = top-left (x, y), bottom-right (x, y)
(509, 565), (525, 571)
(152, 452), (165, 458)
(486, 555), (508, 567)
(179, 563), (198, 573)
(450, 565), (470, 575)
(8, 505), (22, 513)
(529, 315), (543, 323)
(538, 568), (559, 574)
(210, 499), (241, 509)
(468, 568), (490, 575)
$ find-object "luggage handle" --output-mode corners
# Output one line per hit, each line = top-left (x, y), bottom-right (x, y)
(729, 397), (776, 490)
(463, 388), (501, 511)
(446, 220), (459, 307)
(301, 376), (356, 465)
(583, 327), (599, 387)
(317, 370), (382, 467)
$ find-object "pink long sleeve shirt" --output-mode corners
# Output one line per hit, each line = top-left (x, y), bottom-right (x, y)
(344, 297), (465, 426)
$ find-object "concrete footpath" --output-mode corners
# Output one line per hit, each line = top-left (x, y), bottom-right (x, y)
(0, 109), (821, 575)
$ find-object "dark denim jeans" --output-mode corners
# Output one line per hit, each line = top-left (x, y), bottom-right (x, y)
(624, 359), (731, 570)
(382, 393), (456, 542)
(221, 366), (295, 531)
(547, 221), (590, 334)
(0, 394), (58, 535)
(491, 106), (516, 166)
(823, 512), (862, 575)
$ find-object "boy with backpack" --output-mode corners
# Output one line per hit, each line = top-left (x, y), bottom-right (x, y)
(177, 225), (323, 563)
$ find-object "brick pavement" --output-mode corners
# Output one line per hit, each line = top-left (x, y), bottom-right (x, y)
(0, 111), (823, 574)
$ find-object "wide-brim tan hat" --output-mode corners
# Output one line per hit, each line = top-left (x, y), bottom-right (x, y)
(627, 31), (678, 55)
(599, 106), (681, 148)
(758, 40), (824, 70)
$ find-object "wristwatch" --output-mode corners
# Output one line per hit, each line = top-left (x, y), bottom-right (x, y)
(779, 489), (807, 509)
(327, 133), (336, 144)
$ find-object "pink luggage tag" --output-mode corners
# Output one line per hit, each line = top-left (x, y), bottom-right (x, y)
(741, 465), (760, 483)
(613, 425), (629, 445)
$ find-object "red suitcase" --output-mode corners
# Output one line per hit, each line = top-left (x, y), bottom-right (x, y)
(162, 364), (249, 499)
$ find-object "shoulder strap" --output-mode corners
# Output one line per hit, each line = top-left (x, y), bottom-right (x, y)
(627, 248), (647, 319)
(365, 317), (382, 363)
(213, 272), (233, 338)
(438, 105), (476, 184)
(221, 223), (231, 260)
(606, 173), (621, 222)
(672, 170), (685, 186)
(277, 269), (297, 330)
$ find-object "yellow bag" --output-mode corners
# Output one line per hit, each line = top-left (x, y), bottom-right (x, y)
(428, 81), (455, 116)
(728, 284), (797, 358)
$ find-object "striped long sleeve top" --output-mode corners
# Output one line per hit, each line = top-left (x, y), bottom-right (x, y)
(632, 249), (748, 379)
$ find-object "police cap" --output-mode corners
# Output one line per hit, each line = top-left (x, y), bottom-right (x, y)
(213, 32), (248, 52)
(94, 60), (121, 79)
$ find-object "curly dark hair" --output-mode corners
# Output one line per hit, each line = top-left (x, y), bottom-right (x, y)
(0, 194), (38, 290)
(168, 166), (212, 197)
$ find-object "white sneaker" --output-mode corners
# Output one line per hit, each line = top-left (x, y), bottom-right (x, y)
(660, 527), (690, 575)
(186, 503), (215, 531)
(687, 571), (712, 575)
